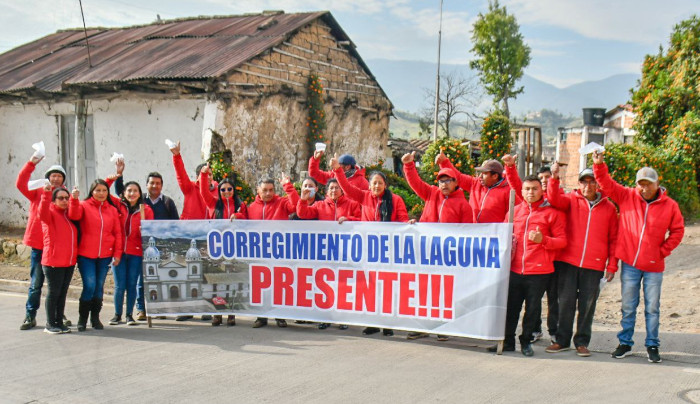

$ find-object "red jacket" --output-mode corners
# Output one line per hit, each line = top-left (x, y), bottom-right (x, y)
(334, 167), (409, 222)
(173, 154), (217, 220)
(198, 171), (248, 219)
(247, 183), (299, 220)
(593, 163), (684, 272)
(510, 198), (567, 275)
(39, 190), (78, 267)
(308, 156), (369, 189)
(68, 197), (123, 260)
(403, 161), (473, 223)
(547, 177), (619, 272)
(16, 161), (66, 249)
(109, 195), (154, 257)
(296, 195), (361, 221)
(440, 158), (512, 223)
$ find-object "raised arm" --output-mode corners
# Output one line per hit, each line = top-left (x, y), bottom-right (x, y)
(546, 177), (571, 210)
(16, 160), (39, 200)
(437, 152), (476, 191)
(172, 151), (195, 194)
(308, 152), (334, 185)
(38, 188), (52, 225)
(198, 168), (217, 211)
(333, 167), (366, 203)
(68, 188), (84, 221)
(281, 179), (300, 214)
(503, 163), (524, 204)
(402, 153), (432, 201)
(592, 151), (629, 204)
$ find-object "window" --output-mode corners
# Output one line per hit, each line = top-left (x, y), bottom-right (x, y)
(191, 265), (198, 275)
(148, 266), (155, 276)
(150, 290), (158, 301)
(169, 269), (178, 278)
(588, 133), (605, 145)
(170, 286), (180, 299)
(191, 288), (198, 298)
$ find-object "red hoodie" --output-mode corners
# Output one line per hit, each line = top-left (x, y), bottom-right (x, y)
(296, 195), (361, 221)
(308, 156), (369, 189)
(246, 183), (299, 220)
(334, 167), (409, 222)
(593, 162), (684, 272)
(403, 161), (473, 223)
(173, 154), (217, 220)
(547, 177), (619, 272)
(440, 158), (512, 223)
(510, 198), (567, 275)
(68, 196), (123, 260)
(39, 190), (78, 267)
(16, 161), (66, 249)
(109, 195), (154, 257)
(198, 171), (248, 219)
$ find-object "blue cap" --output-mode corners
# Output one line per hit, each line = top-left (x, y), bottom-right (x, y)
(338, 154), (356, 167)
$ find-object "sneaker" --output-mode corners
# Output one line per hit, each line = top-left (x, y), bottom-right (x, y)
(611, 344), (632, 359)
(407, 332), (429, 340)
(545, 343), (570, 353)
(20, 316), (36, 330)
(647, 346), (662, 363)
(338, 324), (349, 330)
(275, 319), (287, 328)
(436, 335), (449, 342)
(136, 311), (147, 321)
(487, 344), (515, 352)
(63, 315), (72, 327)
(44, 325), (62, 334)
(201, 315), (212, 321)
(175, 316), (193, 321)
(521, 343), (534, 357)
(318, 323), (330, 330)
(109, 315), (121, 325)
(530, 331), (543, 343)
(126, 315), (137, 326)
(253, 318), (268, 328)
(382, 329), (394, 337)
(212, 316), (222, 326)
(60, 324), (71, 333)
(226, 315), (236, 327)
(362, 327), (380, 335)
(576, 346), (591, 357)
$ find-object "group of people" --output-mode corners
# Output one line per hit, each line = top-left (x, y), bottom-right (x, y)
(16, 140), (684, 363)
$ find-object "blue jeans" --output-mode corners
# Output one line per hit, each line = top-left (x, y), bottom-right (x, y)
(77, 256), (112, 301)
(113, 254), (142, 316)
(25, 248), (45, 318)
(618, 262), (663, 347)
(136, 264), (145, 312)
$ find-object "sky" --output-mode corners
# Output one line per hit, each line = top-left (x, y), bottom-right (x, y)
(0, 0), (696, 88)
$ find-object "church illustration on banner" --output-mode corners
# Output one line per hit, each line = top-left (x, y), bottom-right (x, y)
(142, 237), (250, 314)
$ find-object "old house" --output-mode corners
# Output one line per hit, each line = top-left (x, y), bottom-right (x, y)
(0, 11), (392, 227)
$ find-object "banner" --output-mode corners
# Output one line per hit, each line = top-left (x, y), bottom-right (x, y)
(141, 220), (512, 340)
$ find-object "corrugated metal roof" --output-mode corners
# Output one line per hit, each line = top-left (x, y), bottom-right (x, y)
(0, 11), (381, 97)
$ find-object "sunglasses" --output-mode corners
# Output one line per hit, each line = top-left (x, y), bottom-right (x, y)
(221, 187), (234, 192)
(438, 178), (454, 184)
(55, 196), (70, 201)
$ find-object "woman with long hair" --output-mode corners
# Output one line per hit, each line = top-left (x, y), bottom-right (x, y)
(199, 164), (248, 326)
(331, 153), (409, 336)
(108, 180), (154, 326)
(38, 184), (78, 334)
(68, 179), (123, 331)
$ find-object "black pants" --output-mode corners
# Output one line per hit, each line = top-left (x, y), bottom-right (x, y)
(554, 261), (603, 348)
(42, 266), (75, 327)
(534, 268), (559, 336)
(505, 272), (552, 347)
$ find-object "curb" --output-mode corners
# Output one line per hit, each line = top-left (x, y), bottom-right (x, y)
(0, 279), (114, 302)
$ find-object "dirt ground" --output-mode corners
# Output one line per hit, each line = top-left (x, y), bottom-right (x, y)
(1, 224), (699, 333)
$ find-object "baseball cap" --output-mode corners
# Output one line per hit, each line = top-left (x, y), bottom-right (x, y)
(636, 167), (658, 184)
(474, 160), (504, 175)
(578, 168), (594, 181)
(437, 168), (457, 180)
(338, 154), (356, 167)
(45, 165), (67, 180)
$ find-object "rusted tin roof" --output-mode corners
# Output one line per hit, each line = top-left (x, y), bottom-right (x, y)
(0, 11), (380, 99)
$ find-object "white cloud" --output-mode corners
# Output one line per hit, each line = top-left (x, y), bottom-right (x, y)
(391, 7), (474, 40)
(615, 61), (644, 74)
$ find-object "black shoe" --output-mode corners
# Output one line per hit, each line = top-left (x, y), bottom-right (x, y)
(253, 318), (268, 328)
(647, 346), (662, 363)
(175, 316), (193, 321)
(407, 332), (429, 340)
(275, 319), (287, 328)
(318, 323), (330, 330)
(126, 315), (137, 326)
(20, 316), (36, 330)
(90, 298), (104, 330)
(226, 315), (236, 327)
(338, 325), (349, 330)
(77, 300), (90, 332)
(60, 323), (71, 333)
(43, 325), (62, 334)
(488, 344), (515, 352)
(612, 344), (632, 359)
(362, 327), (380, 335)
(109, 315), (121, 325)
(521, 344), (534, 357)
(382, 329), (394, 337)
(201, 315), (212, 321)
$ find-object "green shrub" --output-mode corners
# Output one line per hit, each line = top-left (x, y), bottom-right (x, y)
(419, 137), (474, 184)
(479, 110), (512, 163)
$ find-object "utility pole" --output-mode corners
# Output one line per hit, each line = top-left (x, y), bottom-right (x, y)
(432, 0), (444, 141)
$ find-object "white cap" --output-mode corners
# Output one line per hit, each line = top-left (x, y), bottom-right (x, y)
(635, 167), (658, 184)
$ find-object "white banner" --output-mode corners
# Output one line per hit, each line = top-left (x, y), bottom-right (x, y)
(141, 220), (512, 340)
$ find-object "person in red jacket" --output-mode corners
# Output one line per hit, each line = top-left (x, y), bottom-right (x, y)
(308, 150), (369, 190)
(489, 174), (567, 356)
(170, 141), (218, 220)
(16, 152), (69, 330)
(331, 153), (409, 336)
(593, 151), (684, 363)
(436, 152), (511, 223)
(401, 151), (473, 341)
(107, 181), (154, 327)
(38, 184), (77, 334)
(68, 180), (123, 332)
(544, 165), (619, 357)
(248, 175), (300, 328)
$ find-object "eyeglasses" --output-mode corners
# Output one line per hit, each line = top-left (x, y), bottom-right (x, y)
(221, 187), (234, 192)
(55, 196), (70, 201)
(438, 178), (454, 184)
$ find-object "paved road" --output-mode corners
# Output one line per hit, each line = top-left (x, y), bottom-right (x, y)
(1, 291), (699, 404)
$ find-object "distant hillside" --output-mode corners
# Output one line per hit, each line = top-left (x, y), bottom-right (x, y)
(367, 59), (640, 117)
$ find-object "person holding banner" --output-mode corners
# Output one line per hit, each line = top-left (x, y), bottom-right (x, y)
(401, 151), (473, 341)
(543, 164), (619, 357)
(200, 164), (248, 326)
(492, 167), (567, 356)
(435, 152), (511, 223)
(592, 150), (684, 363)
(331, 153), (409, 336)
(16, 151), (70, 330)
(68, 180), (123, 332)
(308, 150), (369, 189)
(38, 184), (77, 334)
(248, 176), (300, 328)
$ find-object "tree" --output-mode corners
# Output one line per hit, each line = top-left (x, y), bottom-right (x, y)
(480, 110), (511, 163)
(422, 71), (482, 138)
(419, 137), (474, 184)
(470, 0), (531, 118)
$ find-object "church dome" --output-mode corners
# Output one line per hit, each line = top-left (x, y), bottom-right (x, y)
(144, 237), (160, 260)
(186, 239), (201, 261)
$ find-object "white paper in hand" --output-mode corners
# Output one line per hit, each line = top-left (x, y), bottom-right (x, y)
(579, 142), (605, 155)
(599, 277), (608, 292)
(165, 139), (177, 149)
(27, 179), (50, 191)
(31, 141), (46, 159)
(110, 152), (124, 163)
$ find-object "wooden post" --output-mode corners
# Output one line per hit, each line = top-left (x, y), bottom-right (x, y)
(534, 127), (542, 170)
(516, 129), (526, 177)
(525, 128), (531, 175)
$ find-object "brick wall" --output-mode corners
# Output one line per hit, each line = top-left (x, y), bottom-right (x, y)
(558, 131), (583, 191)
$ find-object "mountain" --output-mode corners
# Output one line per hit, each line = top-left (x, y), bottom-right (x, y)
(365, 59), (640, 117)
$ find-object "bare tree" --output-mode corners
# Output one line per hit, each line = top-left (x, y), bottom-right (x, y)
(423, 71), (482, 138)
